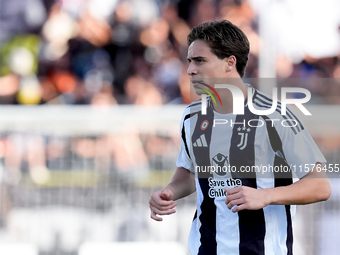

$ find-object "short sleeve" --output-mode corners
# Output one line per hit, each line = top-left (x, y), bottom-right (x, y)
(273, 110), (326, 179)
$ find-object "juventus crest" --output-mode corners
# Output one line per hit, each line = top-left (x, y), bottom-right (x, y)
(237, 127), (251, 150)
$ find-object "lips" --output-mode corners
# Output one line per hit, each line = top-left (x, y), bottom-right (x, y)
(192, 81), (206, 87)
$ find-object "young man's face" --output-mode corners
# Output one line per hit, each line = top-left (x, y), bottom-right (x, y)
(187, 40), (228, 95)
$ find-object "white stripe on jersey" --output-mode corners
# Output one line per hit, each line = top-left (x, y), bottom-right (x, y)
(211, 112), (240, 255)
(254, 122), (288, 255)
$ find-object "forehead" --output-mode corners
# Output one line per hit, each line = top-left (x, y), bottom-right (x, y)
(187, 40), (213, 58)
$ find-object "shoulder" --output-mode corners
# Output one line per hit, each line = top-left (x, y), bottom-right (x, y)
(181, 97), (206, 120)
(186, 98), (203, 112)
(250, 87), (299, 119)
(250, 88), (305, 135)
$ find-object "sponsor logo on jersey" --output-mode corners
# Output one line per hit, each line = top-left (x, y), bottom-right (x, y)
(212, 153), (229, 177)
(193, 134), (208, 147)
(208, 177), (243, 198)
(208, 153), (242, 199)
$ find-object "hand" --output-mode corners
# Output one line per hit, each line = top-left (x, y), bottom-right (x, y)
(225, 186), (270, 213)
(149, 189), (177, 221)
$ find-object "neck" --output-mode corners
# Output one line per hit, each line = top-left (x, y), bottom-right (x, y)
(212, 79), (248, 114)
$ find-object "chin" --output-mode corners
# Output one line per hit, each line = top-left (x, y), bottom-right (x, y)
(193, 87), (205, 96)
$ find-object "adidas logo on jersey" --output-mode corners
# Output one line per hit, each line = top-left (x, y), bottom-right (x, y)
(193, 134), (208, 147)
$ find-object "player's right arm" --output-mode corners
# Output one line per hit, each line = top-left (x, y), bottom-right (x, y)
(149, 166), (195, 221)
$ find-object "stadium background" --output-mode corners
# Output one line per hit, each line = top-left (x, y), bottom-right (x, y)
(0, 0), (340, 254)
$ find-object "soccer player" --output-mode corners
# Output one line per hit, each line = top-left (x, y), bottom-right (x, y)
(149, 20), (331, 255)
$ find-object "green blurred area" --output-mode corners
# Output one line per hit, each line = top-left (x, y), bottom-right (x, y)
(0, 34), (40, 77)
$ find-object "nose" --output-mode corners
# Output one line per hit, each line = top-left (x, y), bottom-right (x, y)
(187, 62), (197, 76)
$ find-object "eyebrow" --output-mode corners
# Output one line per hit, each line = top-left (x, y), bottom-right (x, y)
(187, 56), (206, 61)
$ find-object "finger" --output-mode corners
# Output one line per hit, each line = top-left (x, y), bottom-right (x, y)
(232, 204), (247, 213)
(149, 205), (176, 216)
(227, 198), (243, 210)
(160, 190), (172, 200)
(150, 210), (163, 221)
(149, 201), (177, 211)
(225, 193), (241, 204)
(225, 196), (232, 205)
(149, 197), (177, 209)
(158, 202), (177, 210)
(225, 187), (240, 195)
(150, 194), (175, 206)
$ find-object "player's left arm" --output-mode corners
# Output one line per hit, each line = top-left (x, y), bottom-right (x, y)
(225, 162), (331, 213)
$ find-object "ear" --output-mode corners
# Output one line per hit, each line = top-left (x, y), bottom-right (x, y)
(225, 56), (237, 72)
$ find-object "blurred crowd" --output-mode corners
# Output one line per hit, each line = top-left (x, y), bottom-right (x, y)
(0, 0), (340, 106)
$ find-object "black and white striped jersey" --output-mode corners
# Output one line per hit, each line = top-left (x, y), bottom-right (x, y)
(176, 85), (326, 255)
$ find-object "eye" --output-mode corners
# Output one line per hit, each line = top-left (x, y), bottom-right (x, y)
(195, 59), (204, 64)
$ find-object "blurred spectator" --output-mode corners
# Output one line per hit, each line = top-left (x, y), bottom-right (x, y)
(0, 136), (12, 229)
(90, 83), (117, 106)
(169, 66), (200, 104)
(124, 75), (162, 105)
(0, 0), (48, 44)
(144, 133), (179, 171)
(5, 133), (49, 185)
(0, 74), (20, 104)
(109, 131), (149, 186)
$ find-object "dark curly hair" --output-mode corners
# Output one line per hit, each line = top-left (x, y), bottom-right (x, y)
(187, 20), (250, 77)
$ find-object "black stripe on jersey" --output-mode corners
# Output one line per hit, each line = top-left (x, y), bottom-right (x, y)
(285, 205), (293, 255)
(197, 178), (217, 255)
(193, 210), (197, 221)
(263, 115), (293, 255)
(192, 105), (217, 255)
(255, 91), (304, 132)
(230, 106), (266, 255)
(182, 113), (195, 160)
(262, 115), (293, 183)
